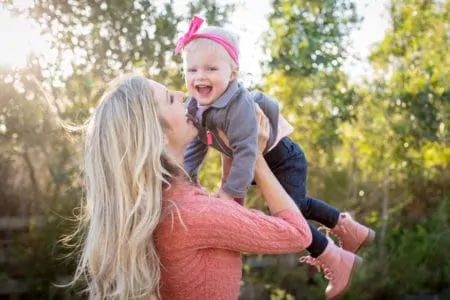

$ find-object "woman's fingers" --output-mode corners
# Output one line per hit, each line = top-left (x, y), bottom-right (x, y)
(256, 104), (269, 138)
(255, 104), (269, 153)
(255, 103), (264, 123)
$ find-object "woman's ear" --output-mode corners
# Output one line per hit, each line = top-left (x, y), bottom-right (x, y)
(163, 132), (169, 146)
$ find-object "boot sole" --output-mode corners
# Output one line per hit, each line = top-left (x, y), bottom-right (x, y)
(355, 228), (376, 253)
(327, 255), (363, 300)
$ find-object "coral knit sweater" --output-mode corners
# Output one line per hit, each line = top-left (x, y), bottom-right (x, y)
(154, 180), (312, 300)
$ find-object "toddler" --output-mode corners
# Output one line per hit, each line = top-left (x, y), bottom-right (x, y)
(177, 16), (375, 299)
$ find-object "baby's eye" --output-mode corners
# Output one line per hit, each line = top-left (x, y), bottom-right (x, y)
(187, 68), (197, 73)
(208, 67), (218, 71)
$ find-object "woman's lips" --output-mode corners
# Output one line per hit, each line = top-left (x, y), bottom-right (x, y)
(185, 111), (198, 124)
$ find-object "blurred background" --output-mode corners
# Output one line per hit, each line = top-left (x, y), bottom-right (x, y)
(0, 0), (448, 299)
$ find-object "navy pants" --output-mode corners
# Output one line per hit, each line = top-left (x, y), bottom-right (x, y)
(264, 137), (340, 257)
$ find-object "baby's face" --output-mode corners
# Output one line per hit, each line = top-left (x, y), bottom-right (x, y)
(184, 46), (236, 106)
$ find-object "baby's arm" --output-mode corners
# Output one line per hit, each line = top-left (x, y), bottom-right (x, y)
(184, 136), (208, 182)
(220, 99), (258, 198)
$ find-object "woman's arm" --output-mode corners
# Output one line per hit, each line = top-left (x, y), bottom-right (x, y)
(160, 191), (312, 254)
(254, 156), (300, 214)
(220, 153), (232, 186)
(252, 104), (300, 214)
(217, 153), (237, 202)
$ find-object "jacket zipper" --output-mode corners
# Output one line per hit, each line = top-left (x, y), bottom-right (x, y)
(202, 108), (232, 157)
(206, 128), (232, 157)
(206, 130), (213, 145)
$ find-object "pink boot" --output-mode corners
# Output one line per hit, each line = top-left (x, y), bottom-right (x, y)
(300, 239), (362, 299)
(330, 213), (376, 253)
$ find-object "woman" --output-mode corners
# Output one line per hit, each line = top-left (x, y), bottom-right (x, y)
(72, 73), (313, 299)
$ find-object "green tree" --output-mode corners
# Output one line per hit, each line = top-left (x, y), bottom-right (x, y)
(369, 0), (449, 168)
(241, 1), (363, 298)
(265, 0), (359, 76)
(360, 0), (450, 228)
(335, 1), (450, 298)
(262, 0), (360, 194)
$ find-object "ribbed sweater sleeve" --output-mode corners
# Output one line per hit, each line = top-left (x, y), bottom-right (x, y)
(170, 193), (312, 254)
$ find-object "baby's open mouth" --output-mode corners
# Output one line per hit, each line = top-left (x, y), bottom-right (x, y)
(195, 85), (212, 95)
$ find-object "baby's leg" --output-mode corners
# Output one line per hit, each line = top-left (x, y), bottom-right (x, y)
(303, 196), (340, 229)
(266, 138), (340, 230)
(265, 137), (333, 257)
(265, 137), (374, 255)
(265, 137), (361, 299)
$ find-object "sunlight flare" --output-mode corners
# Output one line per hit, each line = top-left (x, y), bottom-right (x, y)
(0, 8), (50, 68)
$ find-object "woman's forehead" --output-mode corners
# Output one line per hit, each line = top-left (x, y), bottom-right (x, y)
(148, 79), (166, 93)
(147, 79), (170, 106)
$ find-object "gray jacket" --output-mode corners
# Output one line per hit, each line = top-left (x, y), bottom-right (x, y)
(184, 80), (280, 198)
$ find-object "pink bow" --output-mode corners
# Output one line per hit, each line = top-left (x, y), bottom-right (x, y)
(174, 16), (239, 66)
(175, 16), (204, 54)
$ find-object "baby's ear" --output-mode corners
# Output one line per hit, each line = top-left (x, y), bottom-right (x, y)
(231, 69), (239, 80)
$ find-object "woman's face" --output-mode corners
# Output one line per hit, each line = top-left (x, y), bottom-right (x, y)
(148, 79), (198, 150)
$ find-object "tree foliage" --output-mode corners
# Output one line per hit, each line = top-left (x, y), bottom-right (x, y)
(265, 0), (360, 76)
(262, 0), (360, 177)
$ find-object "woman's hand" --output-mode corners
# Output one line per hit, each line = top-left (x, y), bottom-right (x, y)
(255, 104), (270, 155)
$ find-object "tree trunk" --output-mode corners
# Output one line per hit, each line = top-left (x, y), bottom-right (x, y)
(22, 148), (41, 214)
(380, 166), (390, 256)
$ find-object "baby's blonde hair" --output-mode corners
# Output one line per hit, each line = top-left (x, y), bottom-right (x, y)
(182, 26), (240, 73)
(69, 73), (183, 299)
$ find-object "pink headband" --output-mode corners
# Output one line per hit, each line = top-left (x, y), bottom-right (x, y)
(175, 16), (239, 67)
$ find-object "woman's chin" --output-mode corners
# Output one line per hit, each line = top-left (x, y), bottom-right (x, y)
(191, 128), (199, 139)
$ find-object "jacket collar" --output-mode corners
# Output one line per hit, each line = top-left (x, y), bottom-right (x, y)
(209, 80), (240, 109)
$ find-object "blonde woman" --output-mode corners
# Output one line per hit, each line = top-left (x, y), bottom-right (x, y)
(72, 73), (313, 299)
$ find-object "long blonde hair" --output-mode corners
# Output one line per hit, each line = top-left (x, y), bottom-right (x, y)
(72, 74), (181, 299)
